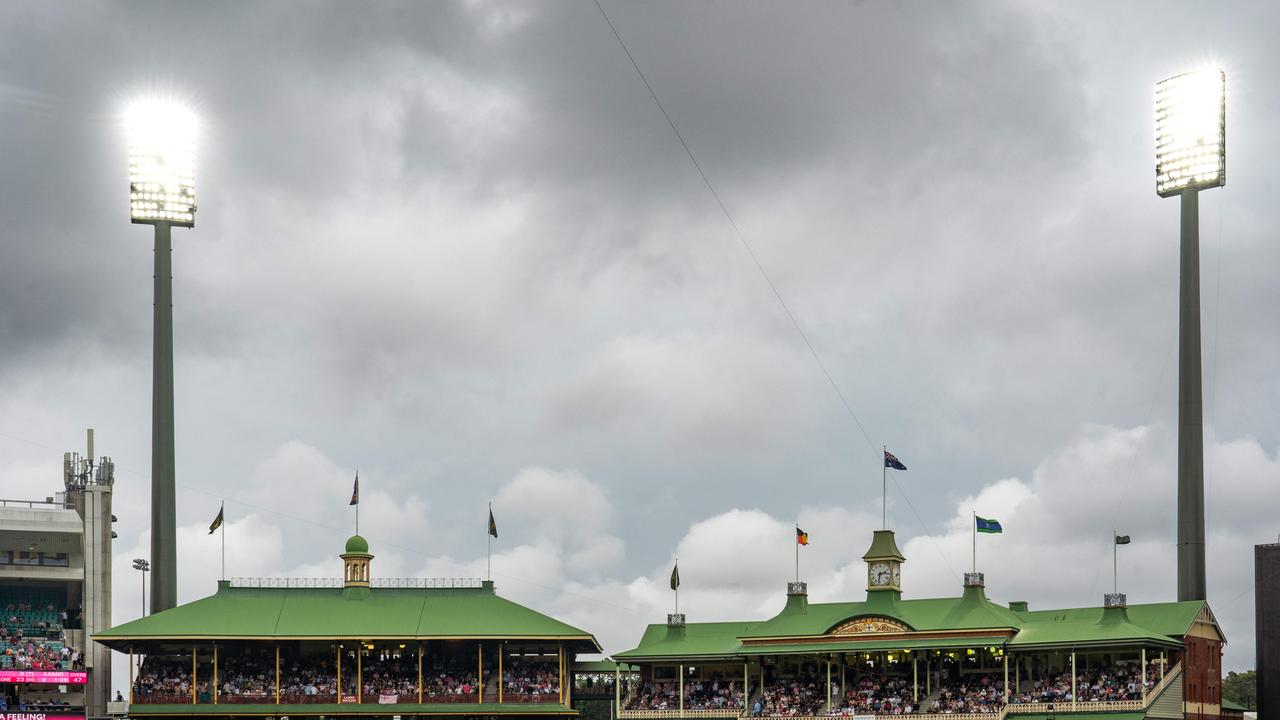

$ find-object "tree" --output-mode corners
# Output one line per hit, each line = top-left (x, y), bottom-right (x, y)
(1222, 670), (1256, 711)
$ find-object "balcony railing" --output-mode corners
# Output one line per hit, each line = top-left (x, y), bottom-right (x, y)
(619, 710), (742, 719)
(217, 693), (275, 705)
(228, 577), (483, 589)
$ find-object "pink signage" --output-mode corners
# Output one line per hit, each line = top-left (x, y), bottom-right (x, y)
(0, 670), (88, 684)
(1, 715), (85, 720)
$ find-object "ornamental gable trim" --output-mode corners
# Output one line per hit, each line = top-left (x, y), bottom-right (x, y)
(828, 616), (913, 636)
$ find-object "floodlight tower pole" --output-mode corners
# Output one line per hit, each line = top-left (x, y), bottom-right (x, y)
(1176, 188), (1206, 602)
(151, 220), (178, 614)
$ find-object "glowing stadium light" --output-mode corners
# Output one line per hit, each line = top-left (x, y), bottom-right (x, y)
(1155, 67), (1225, 197)
(126, 98), (199, 616)
(126, 101), (197, 226)
(1154, 67), (1227, 604)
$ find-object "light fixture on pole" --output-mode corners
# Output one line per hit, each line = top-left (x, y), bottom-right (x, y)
(131, 558), (151, 617)
(127, 100), (197, 615)
(1154, 67), (1225, 603)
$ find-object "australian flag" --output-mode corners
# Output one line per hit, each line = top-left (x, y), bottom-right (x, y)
(884, 450), (907, 471)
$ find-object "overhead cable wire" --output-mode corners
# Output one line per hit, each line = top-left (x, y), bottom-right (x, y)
(590, 0), (960, 581)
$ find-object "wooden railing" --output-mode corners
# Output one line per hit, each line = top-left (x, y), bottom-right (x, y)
(618, 709), (742, 719)
(1144, 661), (1183, 706)
(1007, 700), (1143, 714)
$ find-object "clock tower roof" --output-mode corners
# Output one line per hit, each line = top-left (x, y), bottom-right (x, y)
(862, 529), (905, 562)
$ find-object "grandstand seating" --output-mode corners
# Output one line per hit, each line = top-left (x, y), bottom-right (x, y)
(0, 585), (76, 671)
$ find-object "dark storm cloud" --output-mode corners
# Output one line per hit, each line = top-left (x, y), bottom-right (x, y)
(1, 0), (1277, 671)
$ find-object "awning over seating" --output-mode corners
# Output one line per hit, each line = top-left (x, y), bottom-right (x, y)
(737, 635), (1008, 656)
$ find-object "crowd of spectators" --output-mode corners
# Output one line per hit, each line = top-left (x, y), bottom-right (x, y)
(278, 658), (337, 702)
(422, 657), (480, 700)
(503, 659), (559, 699)
(684, 679), (743, 710)
(929, 674), (1005, 714)
(1014, 661), (1158, 704)
(134, 658), (205, 703)
(214, 652), (276, 700)
(828, 677), (915, 716)
(627, 681), (679, 710)
(1, 601), (81, 671)
(360, 653), (417, 701)
(757, 670), (823, 716)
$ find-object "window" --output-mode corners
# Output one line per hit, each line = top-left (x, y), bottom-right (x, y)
(42, 553), (69, 567)
(0, 551), (10, 564)
(14, 552), (40, 566)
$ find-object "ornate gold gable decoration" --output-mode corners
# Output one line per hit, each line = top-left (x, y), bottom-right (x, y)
(829, 616), (912, 636)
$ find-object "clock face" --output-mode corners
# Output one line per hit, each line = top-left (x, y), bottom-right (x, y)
(890, 565), (901, 586)
(869, 562), (891, 586)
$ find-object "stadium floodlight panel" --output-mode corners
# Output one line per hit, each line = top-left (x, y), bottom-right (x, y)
(127, 101), (197, 226)
(1155, 67), (1225, 198)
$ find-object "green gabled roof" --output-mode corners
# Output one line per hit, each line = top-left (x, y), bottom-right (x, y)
(574, 660), (638, 673)
(1011, 600), (1206, 647)
(613, 621), (756, 660)
(1221, 698), (1247, 712)
(743, 587), (1020, 639)
(95, 582), (600, 650)
(1007, 612), (1179, 649)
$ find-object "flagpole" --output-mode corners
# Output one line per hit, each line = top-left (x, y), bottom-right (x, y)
(1113, 530), (1117, 594)
(972, 511), (976, 574)
(487, 502), (493, 582)
(220, 502), (225, 581)
(674, 557), (679, 616)
(882, 445), (887, 530)
(795, 525), (800, 583)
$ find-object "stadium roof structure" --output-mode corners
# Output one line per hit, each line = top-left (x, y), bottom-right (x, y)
(95, 580), (600, 648)
(95, 535), (600, 651)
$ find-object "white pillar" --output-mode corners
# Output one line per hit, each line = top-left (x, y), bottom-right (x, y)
(679, 665), (684, 715)
(1071, 651), (1077, 711)
(826, 660), (831, 708)
(1003, 653), (1008, 701)
(1141, 648), (1148, 702)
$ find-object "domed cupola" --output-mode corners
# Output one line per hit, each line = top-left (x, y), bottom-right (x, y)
(342, 534), (373, 588)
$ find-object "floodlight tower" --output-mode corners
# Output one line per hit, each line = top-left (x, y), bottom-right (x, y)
(127, 101), (197, 614)
(1154, 68), (1226, 602)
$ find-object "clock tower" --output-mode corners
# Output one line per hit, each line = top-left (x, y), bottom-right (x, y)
(863, 529), (905, 596)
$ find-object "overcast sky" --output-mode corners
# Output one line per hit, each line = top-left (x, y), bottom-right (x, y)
(1, 0), (1277, 678)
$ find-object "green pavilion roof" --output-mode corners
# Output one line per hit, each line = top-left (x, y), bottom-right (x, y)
(742, 588), (1023, 639)
(615, 585), (1207, 661)
(614, 621), (759, 660)
(573, 660), (638, 673)
(95, 580), (600, 650)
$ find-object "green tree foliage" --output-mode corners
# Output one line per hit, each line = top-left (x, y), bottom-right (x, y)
(1222, 670), (1256, 711)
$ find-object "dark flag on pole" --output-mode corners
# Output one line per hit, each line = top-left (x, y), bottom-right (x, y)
(488, 507), (498, 538)
(670, 562), (680, 591)
(1115, 534), (1132, 545)
(208, 503), (224, 535)
(796, 527), (810, 545)
(884, 451), (907, 471)
(350, 472), (360, 506)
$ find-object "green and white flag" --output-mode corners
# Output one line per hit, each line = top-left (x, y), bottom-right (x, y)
(975, 516), (1003, 534)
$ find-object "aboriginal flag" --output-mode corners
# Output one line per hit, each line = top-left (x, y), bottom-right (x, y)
(796, 527), (810, 545)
